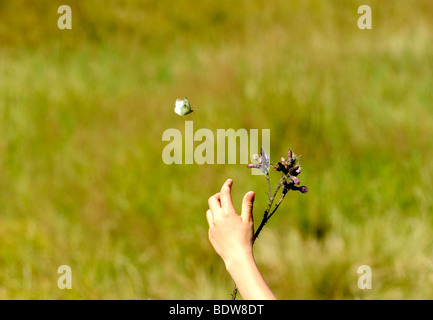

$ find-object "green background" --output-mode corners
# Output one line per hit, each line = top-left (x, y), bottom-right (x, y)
(0, 0), (432, 299)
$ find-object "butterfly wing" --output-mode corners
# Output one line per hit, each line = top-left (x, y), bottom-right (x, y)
(174, 99), (184, 115)
(180, 98), (193, 115)
(181, 108), (194, 115)
(174, 98), (194, 116)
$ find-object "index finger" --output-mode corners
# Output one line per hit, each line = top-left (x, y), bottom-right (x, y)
(220, 178), (235, 214)
(208, 192), (221, 213)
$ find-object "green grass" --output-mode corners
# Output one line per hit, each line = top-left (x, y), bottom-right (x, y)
(0, 0), (433, 299)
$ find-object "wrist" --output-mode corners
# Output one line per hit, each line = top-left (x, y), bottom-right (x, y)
(223, 250), (276, 300)
(223, 250), (255, 274)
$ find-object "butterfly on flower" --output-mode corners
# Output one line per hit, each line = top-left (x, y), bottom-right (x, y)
(174, 97), (194, 116)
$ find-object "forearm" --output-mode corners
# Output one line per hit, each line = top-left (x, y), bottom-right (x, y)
(225, 253), (277, 300)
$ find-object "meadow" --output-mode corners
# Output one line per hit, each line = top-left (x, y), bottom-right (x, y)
(0, 0), (432, 299)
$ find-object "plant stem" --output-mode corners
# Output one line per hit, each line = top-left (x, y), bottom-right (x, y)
(266, 174), (271, 202)
(231, 286), (238, 300)
(253, 174), (285, 242)
(267, 191), (286, 221)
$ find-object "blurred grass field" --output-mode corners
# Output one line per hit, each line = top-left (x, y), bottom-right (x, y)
(0, 0), (433, 299)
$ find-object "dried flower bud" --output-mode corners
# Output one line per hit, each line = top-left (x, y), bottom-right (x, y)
(247, 164), (260, 169)
(291, 176), (300, 185)
(296, 186), (308, 193)
(288, 165), (299, 176)
(287, 149), (293, 160)
(285, 184), (308, 194)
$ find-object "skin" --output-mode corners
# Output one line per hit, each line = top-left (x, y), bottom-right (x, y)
(206, 179), (277, 300)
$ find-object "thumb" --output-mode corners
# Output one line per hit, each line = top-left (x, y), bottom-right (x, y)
(241, 191), (255, 223)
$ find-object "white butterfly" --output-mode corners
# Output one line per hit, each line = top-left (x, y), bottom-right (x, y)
(174, 97), (194, 116)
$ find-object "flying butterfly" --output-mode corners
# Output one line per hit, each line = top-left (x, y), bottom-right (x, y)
(174, 97), (194, 116)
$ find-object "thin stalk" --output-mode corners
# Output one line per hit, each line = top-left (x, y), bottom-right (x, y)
(253, 174), (285, 242)
(266, 174), (271, 202)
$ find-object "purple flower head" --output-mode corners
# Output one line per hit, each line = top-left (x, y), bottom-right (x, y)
(247, 149), (270, 175)
(249, 147), (307, 194)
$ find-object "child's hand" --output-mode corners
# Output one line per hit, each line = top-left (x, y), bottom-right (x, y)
(206, 179), (255, 269)
(206, 178), (277, 300)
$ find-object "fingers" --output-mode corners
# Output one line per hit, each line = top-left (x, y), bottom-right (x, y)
(206, 209), (214, 228)
(208, 192), (221, 212)
(220, 178), (235, 213)
(241, 191), (255, 223)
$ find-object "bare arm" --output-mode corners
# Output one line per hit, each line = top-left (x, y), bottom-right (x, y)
(206, 179), (276, 300)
